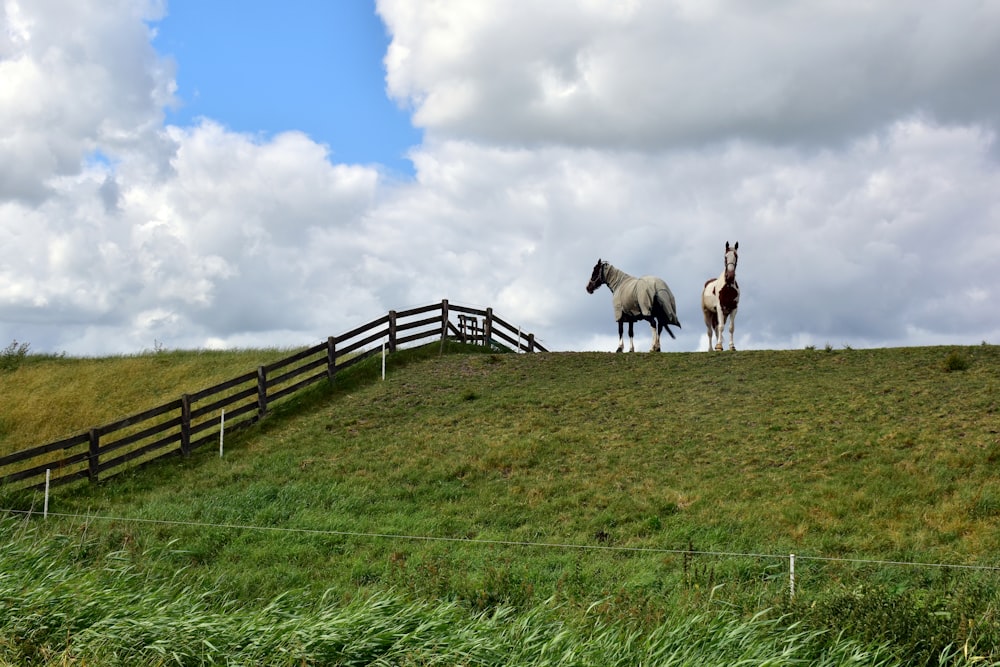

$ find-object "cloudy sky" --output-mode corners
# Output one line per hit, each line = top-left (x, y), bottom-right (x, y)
(2, 0), (998, 356)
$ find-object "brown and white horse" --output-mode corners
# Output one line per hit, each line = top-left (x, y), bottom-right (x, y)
(701, 241), (740, 351)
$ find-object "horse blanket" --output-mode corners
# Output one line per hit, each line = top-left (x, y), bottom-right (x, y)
(604, 264), (680, 327)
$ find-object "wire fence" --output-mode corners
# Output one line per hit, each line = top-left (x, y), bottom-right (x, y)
(5, 507), (999, 601)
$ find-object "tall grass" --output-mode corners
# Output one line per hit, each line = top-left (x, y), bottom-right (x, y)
(0, 516), (942, 666)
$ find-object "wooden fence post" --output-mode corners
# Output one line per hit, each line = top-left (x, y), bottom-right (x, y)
(0, 302), (552, 491)
(440, 299), (449, 352)
(180, 394), (192, 456)
(326, 336), (337, 382)
(388, 310), (397, 353)
(87, 428), (100, 483)
(484, 308), (493, 348)
(257, 365), (268, 419)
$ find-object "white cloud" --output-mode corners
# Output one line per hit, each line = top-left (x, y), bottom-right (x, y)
(0, 0), (173, 204)
(379, 0), (1000, 149)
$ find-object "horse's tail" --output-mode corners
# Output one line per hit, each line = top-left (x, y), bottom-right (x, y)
(653, 282), (681, 338)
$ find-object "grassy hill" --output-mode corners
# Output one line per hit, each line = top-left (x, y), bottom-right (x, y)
(0, 348), (295, 452)
(1, 342), (998, 665)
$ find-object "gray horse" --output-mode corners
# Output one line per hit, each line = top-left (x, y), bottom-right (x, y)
(586, 259), (681, 352)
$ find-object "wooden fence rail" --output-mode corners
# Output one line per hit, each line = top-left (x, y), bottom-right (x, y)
(0, 300), (546, 492)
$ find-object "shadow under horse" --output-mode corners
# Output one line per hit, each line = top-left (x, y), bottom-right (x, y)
(586, 259), (681, 352)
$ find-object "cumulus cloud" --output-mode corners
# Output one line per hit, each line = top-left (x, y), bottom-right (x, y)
(380, 0), (1000, 149)
(389, 123), (999, 352)
(1, 0), (998, 356)
(0, 0), (175, 203)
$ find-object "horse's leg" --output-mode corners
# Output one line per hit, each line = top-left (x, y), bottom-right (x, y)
(714, 306), (725, 351)
(728, 309), (737, 351)
(703, 299), (718, 351)
(650, 319), (660, 352)
(628, 321), (636, 353)
(616, 320), (624, 353)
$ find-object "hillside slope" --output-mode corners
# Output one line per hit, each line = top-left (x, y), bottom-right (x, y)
(0, 348), (295, 452)
(4, 343), (999, 663)
(20, 344), (1000, 559)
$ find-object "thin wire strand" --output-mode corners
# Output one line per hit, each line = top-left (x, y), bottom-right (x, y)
(4, 507), (1000, 573)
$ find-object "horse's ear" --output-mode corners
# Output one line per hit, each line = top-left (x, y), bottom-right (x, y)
(725, 241), (731, 250)
(734, 241), (738, 250)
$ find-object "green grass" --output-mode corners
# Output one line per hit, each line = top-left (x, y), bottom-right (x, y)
(0, 516), (912, 666)
(1, 342), (999, 664)
(0, 348), (296, 452)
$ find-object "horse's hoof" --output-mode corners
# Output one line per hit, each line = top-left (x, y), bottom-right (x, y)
(729, 346), (736, 351)
(714, 344), (723, 351)
(616, 348), (623, 354)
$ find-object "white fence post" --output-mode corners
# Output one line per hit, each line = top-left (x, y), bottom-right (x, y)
(44, 469), (50, 518)
(382, 343), (386, 380)
(219, 409), (225, 458)
(790, 553), (796, 599)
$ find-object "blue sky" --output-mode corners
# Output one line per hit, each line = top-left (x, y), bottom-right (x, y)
(153, 1), (420, 176)
(1, 1), (999, 355)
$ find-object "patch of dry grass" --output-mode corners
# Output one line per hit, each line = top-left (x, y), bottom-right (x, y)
(0, 349), (294, 453)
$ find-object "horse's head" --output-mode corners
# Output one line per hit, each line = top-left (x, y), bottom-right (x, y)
(724, 241), (739, 284)
(586, 259), (606, 294)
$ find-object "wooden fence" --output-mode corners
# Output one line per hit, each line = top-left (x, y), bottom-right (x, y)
(0, 301), (546, 492)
